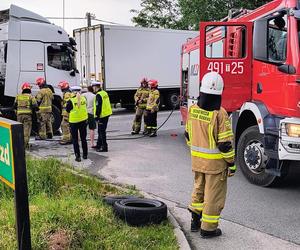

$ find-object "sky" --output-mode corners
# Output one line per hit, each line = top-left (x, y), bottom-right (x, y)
(0, 0), (141, 34)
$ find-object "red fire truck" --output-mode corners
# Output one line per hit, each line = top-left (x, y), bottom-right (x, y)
(180, 0), (300, 186)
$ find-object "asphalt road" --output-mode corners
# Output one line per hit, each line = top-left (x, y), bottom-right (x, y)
(30, 109), (300, 248)
(103, 110), (300, 246)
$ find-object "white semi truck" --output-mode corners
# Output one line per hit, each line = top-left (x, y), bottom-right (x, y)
(74, 25), (198, 109)
(0, 5), (79, 131)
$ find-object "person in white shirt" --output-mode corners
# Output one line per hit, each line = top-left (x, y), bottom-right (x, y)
(82, 85), (96, 148)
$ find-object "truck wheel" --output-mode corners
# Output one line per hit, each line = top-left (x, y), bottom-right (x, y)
(237, 125), (288, 187)
(167, 92), (179, 109)
(52, 105), (62, 134)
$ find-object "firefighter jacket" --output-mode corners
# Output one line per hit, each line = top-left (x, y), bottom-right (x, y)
(134, 87), (150, 109)
(94, 90), (112, 118)
(36, 87), (53, 113)
(146, 89), (160, 112)
(68, 96), (88, 123)
(62, 91), (73, 117)
(185, 104), (235, 174)
(14, 93), (38, 115)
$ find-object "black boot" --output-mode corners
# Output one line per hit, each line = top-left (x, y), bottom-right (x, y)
(200, 228), (222, 238)
(75, 154), (81, 162)
(96, 146), (108, 152)
(190, 212), (201, 232)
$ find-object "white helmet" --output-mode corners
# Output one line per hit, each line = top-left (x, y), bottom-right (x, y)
(70, 86), (82, 92)
(91, 81), (102, 87)
(200, 71), (224, 95)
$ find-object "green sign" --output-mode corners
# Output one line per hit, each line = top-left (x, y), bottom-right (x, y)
(0, 121), (15, 189)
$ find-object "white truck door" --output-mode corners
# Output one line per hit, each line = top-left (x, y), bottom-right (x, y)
(188, 48), (199, 108)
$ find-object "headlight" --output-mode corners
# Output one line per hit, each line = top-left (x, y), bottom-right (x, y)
(285, 124), (300, 137)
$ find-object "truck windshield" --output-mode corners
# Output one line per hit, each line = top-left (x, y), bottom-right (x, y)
(47, 45), (73, 71)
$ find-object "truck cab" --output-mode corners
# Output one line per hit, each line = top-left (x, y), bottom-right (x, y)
(180, 0), (300, 187)
(0, 5), (79, 131)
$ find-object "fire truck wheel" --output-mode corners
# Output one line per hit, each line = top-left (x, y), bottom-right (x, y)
(113, 198), (167, 226)
(237, 125), (288, 187)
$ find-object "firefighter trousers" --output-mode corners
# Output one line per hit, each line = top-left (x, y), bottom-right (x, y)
(189, 170), (227, 231)
(37, 112), (53, 139)
(61, 115), (72, 142)
(17, 114), (32, 147)
(132, 107), (147, 133)
(145, 110), (157, 132)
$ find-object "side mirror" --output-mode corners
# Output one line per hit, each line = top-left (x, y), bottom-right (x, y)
(70, 70), (76, 77)
(278, 64), (296, 74)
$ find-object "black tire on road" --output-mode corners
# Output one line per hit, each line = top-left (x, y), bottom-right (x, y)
(167, 92), (179, 109)
(103, 195), (139, 206)
(113, 198), (167, 226)
(237, 125), (289, 187)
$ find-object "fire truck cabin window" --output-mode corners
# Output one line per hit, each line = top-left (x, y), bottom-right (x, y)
(267, 14), (287, 62)
(47, 45), (72, 71)
(205, 25), (246, 59)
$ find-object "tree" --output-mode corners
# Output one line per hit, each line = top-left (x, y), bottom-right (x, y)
(178, 0), (273, 30)
(130, 0), (184, 29)
(131, 0), (272, 30)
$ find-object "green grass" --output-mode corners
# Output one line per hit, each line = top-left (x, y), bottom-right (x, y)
(0, 158), (178, 250)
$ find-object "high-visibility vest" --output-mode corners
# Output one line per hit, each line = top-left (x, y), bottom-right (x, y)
(15, 94), (37, 115)
(69, 96), (88, 123)
(185, 104), (234, 174)
(94, 90), (112, 118)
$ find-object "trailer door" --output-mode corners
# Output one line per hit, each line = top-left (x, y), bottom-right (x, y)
(199, 22), (253, 112)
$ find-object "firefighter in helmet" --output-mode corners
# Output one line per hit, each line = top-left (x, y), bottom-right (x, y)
(58, 81), (73, 145)
(185, 71), (235, 238)
(131, 77), (150, 135)
(35, 77), (54, 140)
(145, 79), (160, 137)
(14, 82), (38, 148)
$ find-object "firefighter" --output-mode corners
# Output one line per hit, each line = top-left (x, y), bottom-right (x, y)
(14, 82), (38, 148)
(185, 72), (236, 238)
(58, 81), (73, 145)
(66, 86), (88, 162)
(92, 81), (112, 152)
(145, 79), (160, 137)
(35, 77), (54, 140)
(131, 77), (150, 135)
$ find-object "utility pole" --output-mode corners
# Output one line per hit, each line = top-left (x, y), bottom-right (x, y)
(86, 12), (92, 27)
(62, 0), (65, 29)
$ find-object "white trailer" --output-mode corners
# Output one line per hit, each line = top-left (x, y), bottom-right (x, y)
(0, 5), (79, 131)
(74, 25), (198, 108)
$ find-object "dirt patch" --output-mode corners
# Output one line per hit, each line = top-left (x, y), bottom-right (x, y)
(48, 230), (70, 250)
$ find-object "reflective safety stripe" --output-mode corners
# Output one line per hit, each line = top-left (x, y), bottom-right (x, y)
(202, 214), (220, 223)
(17, 110), (31, 114)
(191, 145), (220, 154)
(229, 165), (237, 171)
(218, 130), (233, 140)
(191, 202), (204, 211)
(191, 150), (223, 159)
(221, 149), (235, 158)
(39, 106), (52, 110)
